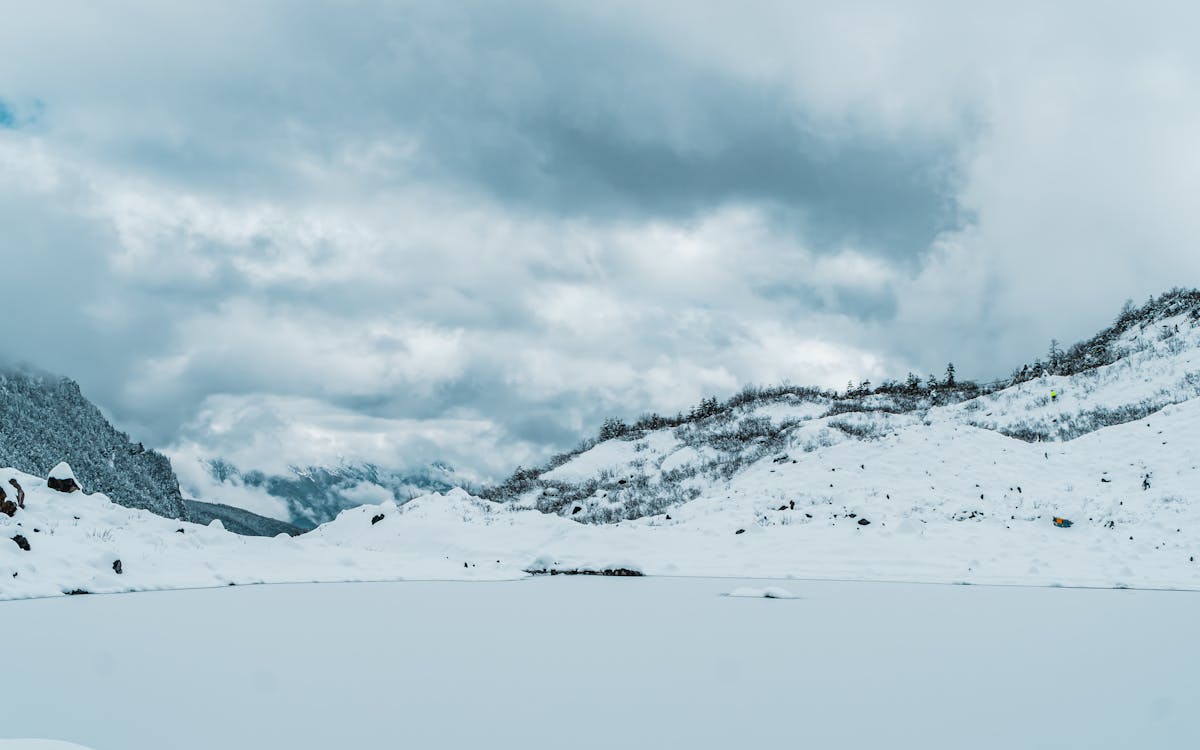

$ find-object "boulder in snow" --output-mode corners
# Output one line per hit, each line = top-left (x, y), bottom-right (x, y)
(47, 462), (81, 494)
(11, 534), (30, 551)
(9, 478), (24, 509)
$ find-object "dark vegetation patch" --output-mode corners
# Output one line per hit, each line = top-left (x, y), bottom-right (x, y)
(523, 567), (643, 577)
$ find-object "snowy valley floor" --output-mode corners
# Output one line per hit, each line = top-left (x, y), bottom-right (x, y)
(2, 577), (1198, 750)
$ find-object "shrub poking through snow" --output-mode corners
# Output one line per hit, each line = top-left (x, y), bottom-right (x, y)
(524, 567), (643, 577)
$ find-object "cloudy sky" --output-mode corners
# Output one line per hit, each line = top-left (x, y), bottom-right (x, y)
(2, 1), (1199, 485)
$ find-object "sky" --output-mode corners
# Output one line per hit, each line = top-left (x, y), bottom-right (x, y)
(2, 1), (1199, 485)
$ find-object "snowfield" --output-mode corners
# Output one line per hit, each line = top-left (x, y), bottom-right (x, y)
(2, 578), (1197, 750)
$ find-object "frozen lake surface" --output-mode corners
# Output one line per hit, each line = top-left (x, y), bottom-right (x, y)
(3, 577), (1198, 750)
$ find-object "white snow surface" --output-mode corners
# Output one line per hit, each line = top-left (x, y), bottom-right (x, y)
(0, 743), (96, 750)
(1, 578), (1197, 750)
(726, 585), (799, 599)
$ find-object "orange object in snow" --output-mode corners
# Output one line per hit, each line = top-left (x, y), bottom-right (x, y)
(1053, 517), (1073, 528)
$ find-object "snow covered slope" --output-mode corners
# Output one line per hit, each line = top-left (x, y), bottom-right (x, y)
(0, 367), (186, 519)
(3, 291), (1200, 599)
(491, 291), (1200, 527)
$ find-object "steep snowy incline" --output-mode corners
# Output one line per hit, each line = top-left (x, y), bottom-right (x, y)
(0, 368), (186, 519)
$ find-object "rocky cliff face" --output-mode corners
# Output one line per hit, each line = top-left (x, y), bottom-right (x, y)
(0, 367), (187, 519)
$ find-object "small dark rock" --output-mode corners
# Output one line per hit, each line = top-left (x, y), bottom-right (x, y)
(571, 506), (583, 515)
(848, 513), (857, 518)
(47, 476), (81, 494)
(176, 528), (185, 533)
(65, 589), (91, 596)
(665, 515), (671, 520)
(618, 479), (628, 485)
(735, 528), (746, 535)
(777, 504), (788, 511)
(789, 500), (795, 510)
(0, 499), (15, 518)
(371, 513), (385, 525)
(11, 534), (30, 551)
(805, 513), (813, 518)
(857, 518), (871, 526)
(9, 479), (24, 509)
(112, 559), (122, 575)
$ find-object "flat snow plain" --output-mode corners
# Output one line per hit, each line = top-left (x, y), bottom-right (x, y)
(3, 577), (1197, 750)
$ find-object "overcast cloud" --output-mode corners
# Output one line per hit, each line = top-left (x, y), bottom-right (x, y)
(2, 1), (1199, 483)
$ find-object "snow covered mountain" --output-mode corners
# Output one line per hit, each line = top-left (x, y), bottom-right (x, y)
(0, 367), (186, 519)
(191, 459), (465, 529)
(3, 290), (1200, 599)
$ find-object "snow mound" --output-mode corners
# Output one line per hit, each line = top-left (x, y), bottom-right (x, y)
(727, 586), (800, 599)
(47, 462), (76, 482)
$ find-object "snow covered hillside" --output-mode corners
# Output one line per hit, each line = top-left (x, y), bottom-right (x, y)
(3, 389), (1200, 599)
(3, 291), (1200, 599)
(488, 290), (1200, 530)
(0, 367), (185, 518)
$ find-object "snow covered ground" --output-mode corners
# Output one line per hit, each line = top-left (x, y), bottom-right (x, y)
(2, 578), (1197, 750)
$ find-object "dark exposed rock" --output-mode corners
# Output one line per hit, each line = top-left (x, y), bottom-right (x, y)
(0, 499), (15, 518)
(112, 559), (122, 575)
(47, 476), (80, 493)
(735, 528), (746, 535)
(571, 506), (583, 515)
(371, 513), (385, 525)
(857, 518), (871, 526)
(11, 534), (30, 551)
(64, 589), (90, 596)
(9, 479), (24, 509)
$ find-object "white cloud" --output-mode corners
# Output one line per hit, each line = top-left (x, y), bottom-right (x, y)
(2, 1), (1199, 482)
